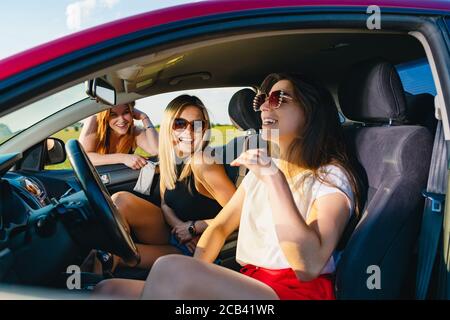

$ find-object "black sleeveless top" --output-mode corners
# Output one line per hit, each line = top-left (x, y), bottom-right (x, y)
(164, 167), (222, 222)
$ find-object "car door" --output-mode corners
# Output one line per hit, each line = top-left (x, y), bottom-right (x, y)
(432, 17), (450, 300)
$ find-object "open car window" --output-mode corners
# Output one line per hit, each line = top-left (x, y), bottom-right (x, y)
(45, 86), (249, 170)
(135, 87), (249, 146)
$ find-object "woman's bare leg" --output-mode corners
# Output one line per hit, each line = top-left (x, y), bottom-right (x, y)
(142, 255), (279, 300)
(92, 246), (182, 298)
(135, 243), (181, 268)
(112, 191), (170, 244)
(111, 192), (181, 269)
(93, 279), (145, 299)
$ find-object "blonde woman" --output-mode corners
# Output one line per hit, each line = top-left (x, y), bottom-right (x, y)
(79, 102), (159, 169)
(97, 95), (236, 283)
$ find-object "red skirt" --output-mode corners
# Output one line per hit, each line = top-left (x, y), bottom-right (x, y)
(240, 264), (335, 300)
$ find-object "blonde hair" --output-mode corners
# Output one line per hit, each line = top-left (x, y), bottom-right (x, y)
(95, 102), (136, 154)
(159, 95), (211, 195)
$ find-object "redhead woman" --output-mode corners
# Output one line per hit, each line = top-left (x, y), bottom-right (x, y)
(95, 73), (363, 300)
(93, 95), (236, 296)
(79, 102), (159, 169)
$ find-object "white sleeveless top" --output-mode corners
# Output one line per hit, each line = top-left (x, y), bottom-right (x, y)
(236, 163), (354, 274)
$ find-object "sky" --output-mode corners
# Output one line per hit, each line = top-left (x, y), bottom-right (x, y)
(0, 1), (202, 60)
(0, 0), (243, 126)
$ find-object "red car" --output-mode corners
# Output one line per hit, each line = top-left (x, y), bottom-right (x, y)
(0, 0), (449, 299)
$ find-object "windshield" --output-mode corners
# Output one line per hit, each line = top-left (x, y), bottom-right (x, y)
(0, 83), (88, 145)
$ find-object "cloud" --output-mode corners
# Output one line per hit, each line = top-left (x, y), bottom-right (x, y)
(66, 0), (97, 31)
(66, 0), (120, 31)
(100, 0), (120, 9)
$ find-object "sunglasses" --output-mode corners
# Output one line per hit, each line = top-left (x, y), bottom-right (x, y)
(252, 90), (294, 112)
(172, 118), (207, 132)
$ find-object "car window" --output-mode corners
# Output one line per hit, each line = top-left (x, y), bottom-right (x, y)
(46, 87), (248, 170)
(0, 83), (88, 146)
(137, 87), (248, 146)
(396, 58), (437, 96)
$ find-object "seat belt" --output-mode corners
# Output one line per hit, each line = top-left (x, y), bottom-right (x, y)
(416, 120), (448, 299)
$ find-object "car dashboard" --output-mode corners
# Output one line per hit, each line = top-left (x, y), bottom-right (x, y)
(0, 173), (52, 249)
(0, 153), (66, 247)
(4, 173), (50, 208)
(0, 152), (92, 287)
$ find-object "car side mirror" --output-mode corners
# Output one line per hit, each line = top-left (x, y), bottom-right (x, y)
(45, 138), (66, 165)
(85, 78), (116, 106)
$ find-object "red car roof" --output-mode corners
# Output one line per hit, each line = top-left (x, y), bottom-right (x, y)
(0, 0), (449, 81)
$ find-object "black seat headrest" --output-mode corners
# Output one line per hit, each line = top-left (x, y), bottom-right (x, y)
(228, 88), (262, 131)
(338, 59), (407, 124)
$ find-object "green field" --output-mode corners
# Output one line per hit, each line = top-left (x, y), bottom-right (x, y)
(46, 125), (242, 170)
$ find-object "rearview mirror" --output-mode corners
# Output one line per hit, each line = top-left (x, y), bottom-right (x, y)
(45, 138), (66, 165)
(93, 78), (116, 106)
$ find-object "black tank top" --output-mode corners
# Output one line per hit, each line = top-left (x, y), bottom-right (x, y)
(164, 168), (222, 222)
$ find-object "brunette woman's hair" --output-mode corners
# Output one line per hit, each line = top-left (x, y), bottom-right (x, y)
(260, 73), (364, 218)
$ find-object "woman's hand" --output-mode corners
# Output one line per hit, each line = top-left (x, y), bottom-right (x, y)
(172, 221), (193, 243)
(185, 236), (200, 254)
(121, 154), (147, 170)
(230, 148), (279, 182)
(133, 108), (149, 121)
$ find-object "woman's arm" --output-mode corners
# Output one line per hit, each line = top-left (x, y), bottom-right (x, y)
(194, 185), (245, 263)
(183, 152), (237, 236)
(160, 194), (184, 229)
(161, 185), (209, 244)
(191, 152), (237, 207)
(134, 110), (159, 156)
(231, 149), (350, 281)
(85, 152), (145, 168)
(79, 115), (99, 151)
(162, 193), (215, 243)
(266, 170), (349, 281)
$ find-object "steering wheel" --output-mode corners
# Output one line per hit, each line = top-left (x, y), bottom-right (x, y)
(65, 139), (140, 266)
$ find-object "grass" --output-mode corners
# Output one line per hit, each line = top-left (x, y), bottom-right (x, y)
(45, 125), (242, 170)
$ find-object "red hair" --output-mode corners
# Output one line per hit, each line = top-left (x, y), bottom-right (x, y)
(95, 103), (136, 154)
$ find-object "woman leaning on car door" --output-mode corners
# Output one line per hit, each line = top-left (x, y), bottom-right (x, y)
(94, 73), (364, 300)
(79, 101), (159, 169)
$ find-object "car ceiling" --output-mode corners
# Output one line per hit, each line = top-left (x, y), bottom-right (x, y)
(110, 31), (425, 97)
